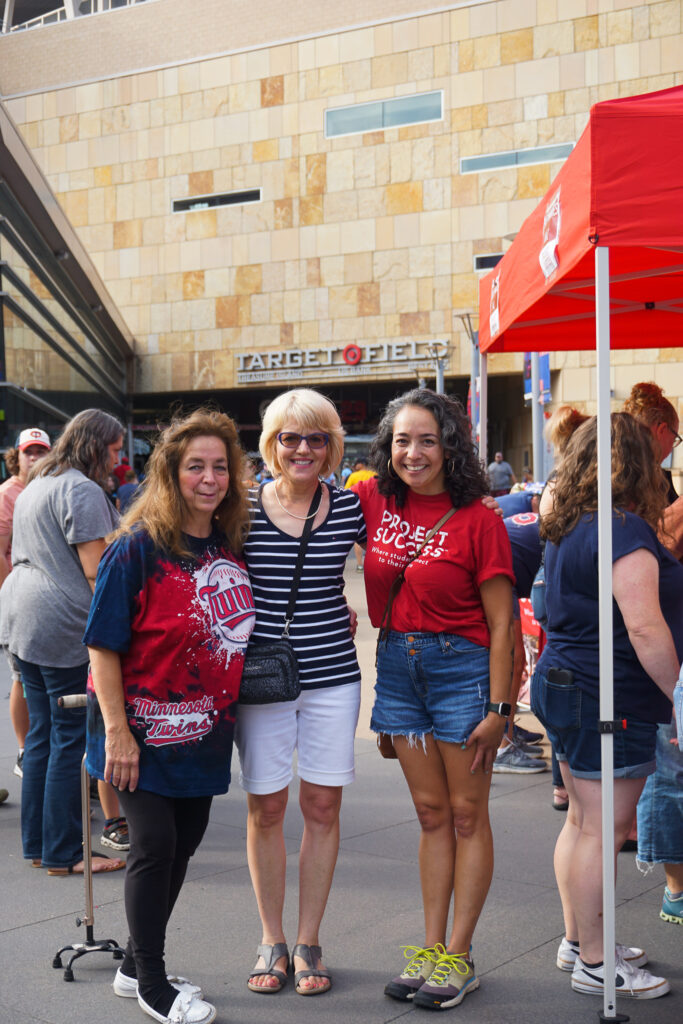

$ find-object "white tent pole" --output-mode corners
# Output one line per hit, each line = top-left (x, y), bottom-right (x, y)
(596, 246), (619, 1019)
(479, 351), (488, 467)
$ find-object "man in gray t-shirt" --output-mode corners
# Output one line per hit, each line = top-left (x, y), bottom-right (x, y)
(488, 451), (516, 496)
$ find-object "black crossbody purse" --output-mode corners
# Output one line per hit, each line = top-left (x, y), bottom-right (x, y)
(239, 484), (321, 705)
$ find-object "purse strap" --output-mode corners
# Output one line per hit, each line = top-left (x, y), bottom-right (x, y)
(377, 506), (456, 647)
(280, 482), (322, 639)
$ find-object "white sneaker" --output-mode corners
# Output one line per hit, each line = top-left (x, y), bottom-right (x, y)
(571, 954), (670, 999)
(114, 967), (202, 999)
(138, 989), (216, 1024)
(556, 938), (647, 972)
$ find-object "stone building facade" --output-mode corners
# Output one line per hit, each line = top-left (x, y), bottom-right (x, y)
(0, 0), (681, 465)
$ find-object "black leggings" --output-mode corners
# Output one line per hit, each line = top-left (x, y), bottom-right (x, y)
(117, 788), (212, 1013)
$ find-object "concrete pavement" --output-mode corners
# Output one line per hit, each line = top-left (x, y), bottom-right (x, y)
(0, 564), (680, 1024)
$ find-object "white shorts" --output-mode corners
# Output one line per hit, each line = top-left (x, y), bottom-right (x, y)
(235, 681), (361, 794)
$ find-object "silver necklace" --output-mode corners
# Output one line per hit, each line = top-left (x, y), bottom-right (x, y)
(272, 479), (321, 521)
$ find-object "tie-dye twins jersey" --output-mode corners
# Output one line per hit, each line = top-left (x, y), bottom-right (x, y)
(84, 528), (254, 797)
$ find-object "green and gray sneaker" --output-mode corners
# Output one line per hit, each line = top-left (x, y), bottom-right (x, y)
(413, 950), (479, 1010)
(384, 944), (444, 1001)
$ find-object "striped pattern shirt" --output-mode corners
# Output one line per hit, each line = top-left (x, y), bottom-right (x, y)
(244, 484), (367, 690)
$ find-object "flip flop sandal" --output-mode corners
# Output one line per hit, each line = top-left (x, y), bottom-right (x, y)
(47, 853), (125, 876)
(292, 943), (332, 996)
(247, 942), (290, 993)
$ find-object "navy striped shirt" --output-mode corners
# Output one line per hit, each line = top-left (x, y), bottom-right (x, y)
(244, 484), (367, 690)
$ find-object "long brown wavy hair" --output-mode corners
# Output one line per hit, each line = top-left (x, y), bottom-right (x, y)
(623, 381), (677, 432)
(32, 409), (123, 484)
(114, 409), (250, 558)
(541, 413), (668, 545)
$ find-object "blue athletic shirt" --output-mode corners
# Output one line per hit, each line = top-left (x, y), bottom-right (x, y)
(537, 510), (681, 724)
(84, 528), (254, 797)
(244, 483), (366, 690)
(504, 512), (542, 598)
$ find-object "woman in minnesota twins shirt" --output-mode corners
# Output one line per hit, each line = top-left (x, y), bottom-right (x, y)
(353, 388), (514, 1012)
(84, 410), (254, 1024)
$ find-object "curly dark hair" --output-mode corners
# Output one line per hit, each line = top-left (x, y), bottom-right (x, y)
(540, 413), (668, 545)
(370, 389), (488, 508)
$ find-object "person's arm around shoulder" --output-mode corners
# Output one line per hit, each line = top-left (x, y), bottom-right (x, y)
(466, 574), (514, 772)
(612, 547), (678, 703)
(88, 646), (140, 791)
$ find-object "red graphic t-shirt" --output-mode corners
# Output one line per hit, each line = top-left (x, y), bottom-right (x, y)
(353, 478), (514, 646)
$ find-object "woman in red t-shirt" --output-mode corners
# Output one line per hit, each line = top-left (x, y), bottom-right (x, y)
(353, 389), (514, 1011)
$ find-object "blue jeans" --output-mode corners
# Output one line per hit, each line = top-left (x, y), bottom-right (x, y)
(637, 721), (683, 865)
(16, 657), (88, 869)
(372, 631), (489, 745)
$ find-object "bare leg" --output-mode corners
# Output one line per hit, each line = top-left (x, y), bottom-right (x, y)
(553, 762), (582, 940)
(294, 780), (343, 992)
(353, 542), (364, 570)
(9, 677), (29, 748)
(664, 863), (683, 892)
(246, 789), (289, 990)
(394, 734), (454, 948)
(98, 780), (122, 820)
(567, 775), (645, 964)
(437, 739), (494, 953)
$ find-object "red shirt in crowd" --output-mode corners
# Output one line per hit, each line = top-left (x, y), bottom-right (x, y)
(353, 477), (513, 646)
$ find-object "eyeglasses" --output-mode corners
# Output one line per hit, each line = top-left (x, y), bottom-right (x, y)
(666, 424), (683, 448)
(277, 431), (329, 449)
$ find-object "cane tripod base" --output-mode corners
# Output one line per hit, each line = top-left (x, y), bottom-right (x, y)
(53, 928), (125, 981)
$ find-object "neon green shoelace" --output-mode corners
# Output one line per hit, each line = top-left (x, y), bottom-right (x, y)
(400, 943), (445, 977)
(428, 952), (472, 986)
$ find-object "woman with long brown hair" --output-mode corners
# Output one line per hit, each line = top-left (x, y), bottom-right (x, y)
(85, 408), (253, 1024)
(0, 409), (124, 876)
(531, 413), (680, 1000)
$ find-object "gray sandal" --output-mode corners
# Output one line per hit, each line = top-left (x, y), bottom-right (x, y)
(247, 943), (289, 994)
(293, 943), (332, 996)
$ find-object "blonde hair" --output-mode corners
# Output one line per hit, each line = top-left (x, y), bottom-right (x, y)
(623, 381), (678, 433)
(113, 409), (250, 558)
(259, 389), (344, 477)
(545, 405), (590, 455)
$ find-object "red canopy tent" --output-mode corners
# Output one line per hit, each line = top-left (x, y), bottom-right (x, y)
(477, 84), (683, 1021)
(479, 84), (683, 354)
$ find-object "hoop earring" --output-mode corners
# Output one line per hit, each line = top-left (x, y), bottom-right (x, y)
(387, 458), (398, 478)
(446, 458), (456, 476)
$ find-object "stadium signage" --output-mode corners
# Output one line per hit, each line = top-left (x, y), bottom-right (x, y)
(236, 340), (447, 384)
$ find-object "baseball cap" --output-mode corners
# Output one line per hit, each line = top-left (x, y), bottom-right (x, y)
(17, 428), (51, 451)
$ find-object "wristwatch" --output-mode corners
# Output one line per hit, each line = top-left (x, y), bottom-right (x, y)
(487, 701), (512, 718)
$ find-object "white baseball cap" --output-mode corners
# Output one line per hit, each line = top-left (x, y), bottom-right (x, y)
(17, 428), (51, 451)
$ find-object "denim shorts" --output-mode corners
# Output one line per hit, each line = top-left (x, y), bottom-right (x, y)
(372, 631), (489, 746)
(531, 669), (657, 780)
(636, 721), (683, 865)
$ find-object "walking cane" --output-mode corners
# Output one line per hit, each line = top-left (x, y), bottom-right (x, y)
(52, 693), (126, 981)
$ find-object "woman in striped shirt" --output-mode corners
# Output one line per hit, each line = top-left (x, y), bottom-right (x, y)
(237, 388), (366, 998)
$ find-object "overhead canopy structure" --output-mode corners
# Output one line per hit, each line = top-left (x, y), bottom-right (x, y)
(478, 83), (683, 1022)
(478, 84), (683, 354)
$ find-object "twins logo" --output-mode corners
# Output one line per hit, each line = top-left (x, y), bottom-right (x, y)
(133, 696), (214, 747)
(196, 559), (255, 661)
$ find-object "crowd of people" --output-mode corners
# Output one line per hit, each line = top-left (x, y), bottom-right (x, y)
(1, 381), (680, 1023)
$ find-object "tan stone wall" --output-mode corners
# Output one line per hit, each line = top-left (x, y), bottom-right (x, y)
(3, 0), (683, 406)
